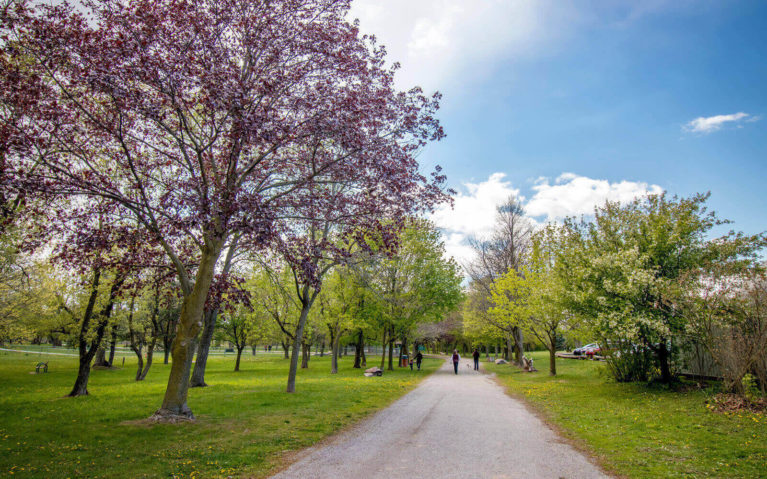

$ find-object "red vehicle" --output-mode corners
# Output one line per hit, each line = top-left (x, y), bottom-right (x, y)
(584, 344), (601, 358)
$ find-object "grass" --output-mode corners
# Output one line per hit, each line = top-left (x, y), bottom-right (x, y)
(0, 348), (440, 478)
(487, 351), (767, 479)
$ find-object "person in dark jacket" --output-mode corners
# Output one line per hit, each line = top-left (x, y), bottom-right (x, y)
(472, 348), (480, 371)
(452, 350), (460, 374)
(415, 351), (423, 370)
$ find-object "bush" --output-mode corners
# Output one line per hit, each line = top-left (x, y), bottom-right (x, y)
(601, 339), (655, 382)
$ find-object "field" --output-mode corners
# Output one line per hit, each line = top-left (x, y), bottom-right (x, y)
(487, 351), (767, 479)
(0, 348), (439, 478)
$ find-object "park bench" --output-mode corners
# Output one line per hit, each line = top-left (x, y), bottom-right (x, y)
(35, 362), (48, 373)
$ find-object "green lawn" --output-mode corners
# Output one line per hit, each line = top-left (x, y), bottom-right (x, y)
(0, 349), (440, 478)
(487, 351), (767, 479)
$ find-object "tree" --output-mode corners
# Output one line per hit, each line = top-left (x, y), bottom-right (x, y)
(50, 208), (152, 397)
(190, 236), (241, 387)
(126, 269), (177, 381)
(217, 305), (256, 372)
(357, 219), (463, 370)
(560, 193), (765, 383)
(318, 267), (360, 374)
(251, 267), (299, 360)
(60, 268), (128, 396)
(465, 196), (532, 366)
(490, 225), (574, 375)
(4, 0), (447, 418)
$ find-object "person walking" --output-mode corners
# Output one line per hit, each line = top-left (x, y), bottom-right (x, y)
(452, 350), (460, 374)
(472, 348), (480, 371)
(415, 351), (423, 371)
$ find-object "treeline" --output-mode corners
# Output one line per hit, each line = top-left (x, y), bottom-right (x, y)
(459, 193), (766, 400)
(0, 217), (462, 384)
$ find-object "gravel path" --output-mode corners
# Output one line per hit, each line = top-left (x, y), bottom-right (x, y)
(270, 358), (611, 479)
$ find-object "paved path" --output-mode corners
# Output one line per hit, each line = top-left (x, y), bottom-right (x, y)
(271, 358), (611, 479)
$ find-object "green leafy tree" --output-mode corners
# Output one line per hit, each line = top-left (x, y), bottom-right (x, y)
(560, 193), (764, 383)
(318, 268), (362, 373)
(490, 225), (575, 375)
(359, 219), (463, 370)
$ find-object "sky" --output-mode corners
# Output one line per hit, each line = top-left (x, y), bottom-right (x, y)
(348, 0), (767, 266)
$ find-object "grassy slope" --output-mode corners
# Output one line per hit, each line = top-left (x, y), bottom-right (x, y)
(0, 349), (440, 478)
(487, 351), (767, 478)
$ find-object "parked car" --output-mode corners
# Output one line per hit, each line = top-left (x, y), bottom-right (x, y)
(583, 344), (601, 357)
(573, 343), (598, 356)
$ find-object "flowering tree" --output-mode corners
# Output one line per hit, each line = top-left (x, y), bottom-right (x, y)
(560, 193), (764, 383)
(2, 0), (448, 418)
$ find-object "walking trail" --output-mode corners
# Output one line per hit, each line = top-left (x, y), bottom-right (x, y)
(270, 358), (611, 479)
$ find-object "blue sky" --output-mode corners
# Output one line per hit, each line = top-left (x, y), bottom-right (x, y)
(349, 1), (767, 263)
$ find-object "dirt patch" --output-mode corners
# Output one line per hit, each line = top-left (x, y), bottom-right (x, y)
(120, 414), (204, 427)
(707, 393), (767, 413)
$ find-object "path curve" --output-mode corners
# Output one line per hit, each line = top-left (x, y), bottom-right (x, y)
(270, 358), (611, 479)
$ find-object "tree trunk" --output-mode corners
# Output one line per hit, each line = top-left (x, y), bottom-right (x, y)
(252, 346), (256, 356)
(331, 333), (341, 374)
(282, 340), (290, 359)
(190, 308), (218, 388)
(234, 346), (244, 372)
(287, 286), (318, 393)
(320, 341), (325, 357)
(154, 244), (222, 420)
(380, 328), (387, 370)
(301, 341), (311, 368)
(94, 347), (108, 367)
(387, 339), (394, 371)
(107, 330), (117, 366)
(133, 344), (144, 381)
(138, 338), (156, 381)
(549, 346), (556, 376)
(163, 343), (171, 364)
(287, 298), (315, 393)
(69, 359), (92, 397)
(190, 240), (237, 387)
(512, 327), (524, 367)
(353, 330), (364, 368)
(657, 341), (672, 384)
(69, 269), (123, 397)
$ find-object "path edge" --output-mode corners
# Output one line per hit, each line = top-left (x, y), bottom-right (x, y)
(489, 372), (623, 479)
(263, 358), (448, 478)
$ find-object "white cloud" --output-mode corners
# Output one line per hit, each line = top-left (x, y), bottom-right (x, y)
(430, 173), (520, 265)
(348, 0), (573, 92)
(526, 173), (663, 222)
(432, 172), (663, 266)
(683, 112), (758, 134)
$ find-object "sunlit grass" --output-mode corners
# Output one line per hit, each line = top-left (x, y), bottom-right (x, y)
(487, 351), (767, 478)
(0, 349), (440, 478)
